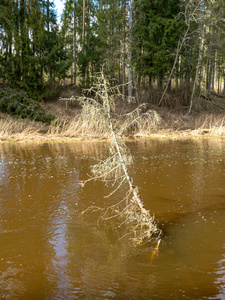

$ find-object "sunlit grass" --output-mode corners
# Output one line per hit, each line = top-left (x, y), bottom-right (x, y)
(193, 113), (225, 136)
(1, 110), (225, 143)
(0, 117), (44, 141)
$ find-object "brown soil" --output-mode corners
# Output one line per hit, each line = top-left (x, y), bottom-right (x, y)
(42, 86), (82, 118)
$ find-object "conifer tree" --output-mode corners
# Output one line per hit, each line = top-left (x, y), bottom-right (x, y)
(1, 0), (225, 102)
(133, 0), (182, 94)
(0, 0), (69, 98)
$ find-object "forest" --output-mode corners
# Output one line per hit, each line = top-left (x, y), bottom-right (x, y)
(1, 3), (225, 297)
(0, 0), (225, 126)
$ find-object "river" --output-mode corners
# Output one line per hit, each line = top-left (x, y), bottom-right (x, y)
(0, 139), (225, 299)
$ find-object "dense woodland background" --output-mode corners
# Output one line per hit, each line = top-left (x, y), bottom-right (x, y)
(0, 0), (225, 112)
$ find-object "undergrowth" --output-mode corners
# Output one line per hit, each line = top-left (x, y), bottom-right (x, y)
(0, 88), (55, 124)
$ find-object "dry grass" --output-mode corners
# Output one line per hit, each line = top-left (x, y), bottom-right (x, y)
(47, 115), (111, 139)
(192, 113), (225, 136)
(41, 91), (225, 139)
(122, 110), (161, 137)
(46, 106), (162, 140)
(0, 117), (45, 141)
(1, 108), (225, 143)
(132, 110), (225, 138)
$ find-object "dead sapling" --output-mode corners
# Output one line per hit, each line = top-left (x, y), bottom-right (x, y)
(80, 72), (162, 245)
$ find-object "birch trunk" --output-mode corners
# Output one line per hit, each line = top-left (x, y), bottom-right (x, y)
(159, 25), (190, 105)
(217, 57), (220, 94)
(188, 25), (205, 114)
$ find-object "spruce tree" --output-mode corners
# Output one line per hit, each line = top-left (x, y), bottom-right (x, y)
(133, 0), (182, 91)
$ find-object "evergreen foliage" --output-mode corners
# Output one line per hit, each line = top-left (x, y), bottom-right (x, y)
(0, 0), (69, 99)
(0, 0), (225, 110)
(133, 0), (182, 80)
(0, 88), (55, 124)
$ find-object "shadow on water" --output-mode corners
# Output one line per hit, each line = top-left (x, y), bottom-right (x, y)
(158, 198), (225, 232)
(0, 138), (225, 299)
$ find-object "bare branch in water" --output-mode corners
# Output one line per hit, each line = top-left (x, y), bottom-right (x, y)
(80, 71), (162, 245)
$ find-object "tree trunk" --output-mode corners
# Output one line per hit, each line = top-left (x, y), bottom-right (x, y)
(188, 24), (205, 114)
(20, 0), (27, 80)
(82, 0), (86, 52)
(157, 76), (163, 89)
(127, 0), (134, 100)
(175, 58), (179, 90)
(223, 71), (225, 94)
(47, 0), (50, 32)
(148, 74), (152, 103)
(217, 57), (220, 94)
(211, 53), (215, 92)
(73, 0), (77, 85)
(207, 59), (212, 94)
(122, 0), (126, 100)
(15, 0), (20, 80)
(82, 0), (86, 84)
(122, 39), (126, 99)
(185, 68), (190, 106)
(159, 22), (190, 106)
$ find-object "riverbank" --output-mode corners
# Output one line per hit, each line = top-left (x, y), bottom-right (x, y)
(1, 105), (225, 143)
(1, 85), (225, 143)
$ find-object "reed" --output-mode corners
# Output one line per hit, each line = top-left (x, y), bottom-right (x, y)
(0, 117), (42, 140)
(193, 113), (225, 136)
(47, 115), (111, 139)
(1, 109), (225, 143)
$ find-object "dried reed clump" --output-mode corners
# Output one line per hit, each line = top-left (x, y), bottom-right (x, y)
(130, 109), (161, 136)
(102, 103), (161, 137)
(47, 114), (111, 139)
(0, 117), (42, 140)
(46, 105), (162, 140)
(193, 113), (225, 136)
(45, 109), (225, 139)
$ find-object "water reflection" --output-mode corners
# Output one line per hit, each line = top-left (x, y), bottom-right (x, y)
(214, 246), (225, 299)
(48, 210), (72, 298)
(0, 138), (225, 299)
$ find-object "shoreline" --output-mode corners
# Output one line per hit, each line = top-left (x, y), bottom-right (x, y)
(1, 128), (224, 144)
(1, 103), (225, 144)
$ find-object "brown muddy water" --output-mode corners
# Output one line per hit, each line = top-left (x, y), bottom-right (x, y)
(0, 139), (225, 300)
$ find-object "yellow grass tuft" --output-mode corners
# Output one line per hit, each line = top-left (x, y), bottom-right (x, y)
(0, 117), (44, 141)
(193, 113), (225, 136)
